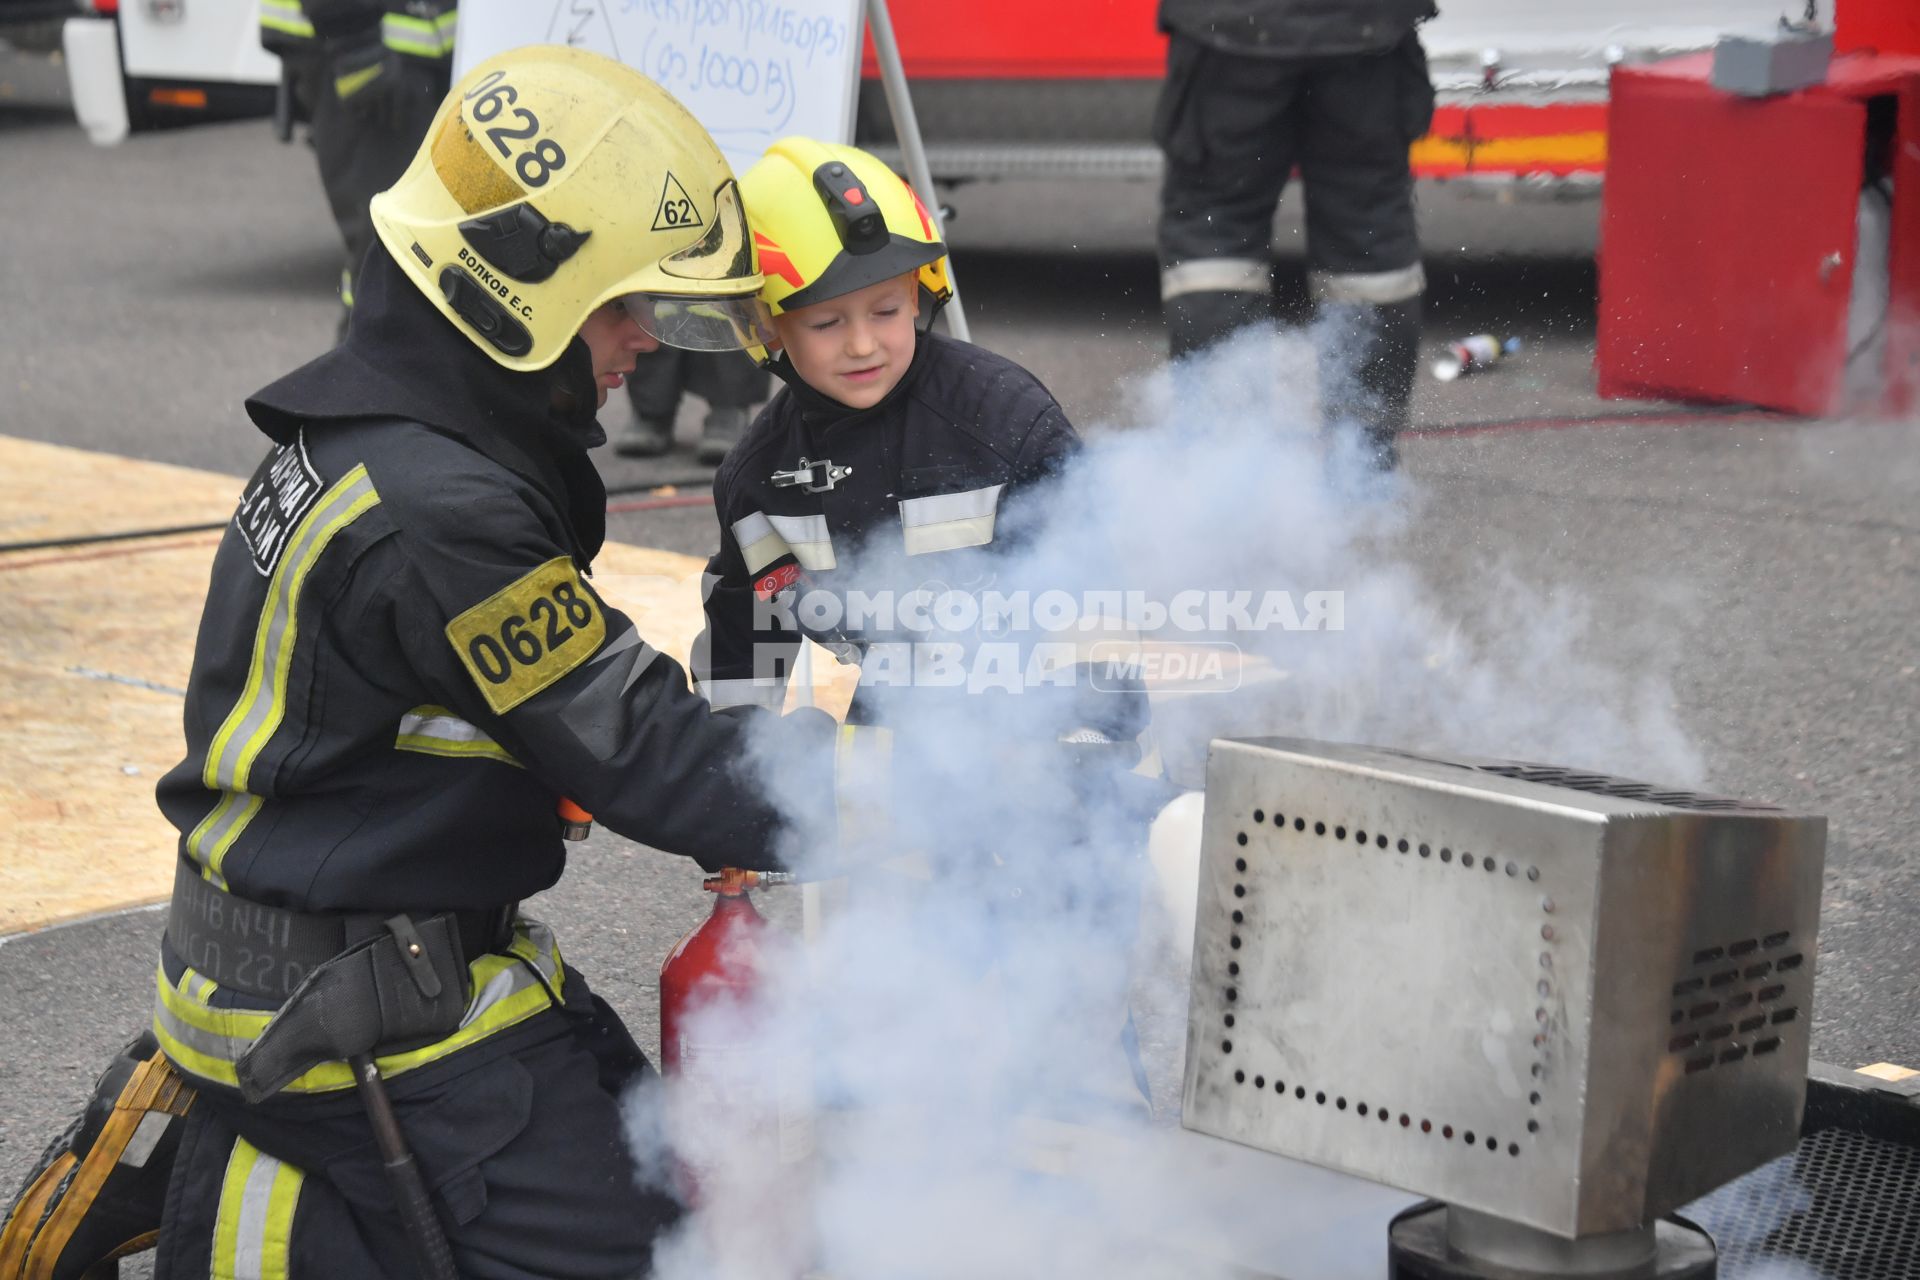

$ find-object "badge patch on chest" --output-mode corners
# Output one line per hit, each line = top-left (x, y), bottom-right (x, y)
(235, 433), (323, 575)
(445, 556), (607, 714)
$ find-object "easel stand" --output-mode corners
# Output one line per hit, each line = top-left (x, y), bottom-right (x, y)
(865, 0), (971, 341)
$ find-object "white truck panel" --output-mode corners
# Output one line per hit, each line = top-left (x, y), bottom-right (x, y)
(119, 0), (276, 85)
(1424, 0), (1833, 67)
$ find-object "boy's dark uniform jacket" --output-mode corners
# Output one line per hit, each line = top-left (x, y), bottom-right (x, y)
(696, 332), (1147, 747)
(159, 244), (832, 920)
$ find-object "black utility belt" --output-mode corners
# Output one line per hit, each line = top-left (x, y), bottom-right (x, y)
(166, 858), (521, 1103)
(166, 858), (515, 1003)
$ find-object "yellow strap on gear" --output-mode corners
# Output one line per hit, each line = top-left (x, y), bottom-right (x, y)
(1, 1049), (196, 1280)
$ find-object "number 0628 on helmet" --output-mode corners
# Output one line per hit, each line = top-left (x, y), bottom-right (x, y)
(370, 44), (777, 371)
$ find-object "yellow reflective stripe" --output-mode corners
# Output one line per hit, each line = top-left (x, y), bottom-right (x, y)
(381, 14), (442, 57)
(260, 1159), (301, 1280)
(434, 8), (458, 54)
(185, 791), (263, 888)
(730, 510), (792, 577)
(154, 922), (566, 1095)
(260, 14), (316, 36)
(394, 705), (521, 767)
(334, 62), (382, 98)
(211, 1139), (256, 1279)
(899, 485), (1003, 556)
(200, 468), (381, 872)
(211, 1138), (303, 1280)
(258, 0), (314, 38)
(394, 736), (523, 766)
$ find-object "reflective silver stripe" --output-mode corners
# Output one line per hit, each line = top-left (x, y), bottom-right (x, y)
(702, 677), (786, 711)
(1160, 257), (1271, 301)
(380, 13), (441, 56)
(233, 1146), (279, 1278)
(900, 485), (1004, 556)
(731, 511), (791, 576)
(155, 999), (240, 1064)
(258, 0), (313, 37)
(394, 705), (519, 766)
(202, 466), (381, 793)
(1308, 263), (1427, 305)
(396, 707), (489, 743)
(767, 513), (836, 571)
(185, 791), (262, 887)
(214, 1138), (300, 1280)
(157, 919), (566, 1094)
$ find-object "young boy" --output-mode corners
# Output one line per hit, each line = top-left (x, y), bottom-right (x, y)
(694, 138), (1155, 1111)
(695, 135), (1141, 750)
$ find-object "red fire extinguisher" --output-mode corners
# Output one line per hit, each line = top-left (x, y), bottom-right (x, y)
(659, 867), (811, 1210)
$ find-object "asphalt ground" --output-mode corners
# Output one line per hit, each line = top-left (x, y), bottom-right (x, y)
(2, 52), (1916, 1254)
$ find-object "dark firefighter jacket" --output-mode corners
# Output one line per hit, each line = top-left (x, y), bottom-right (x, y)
(694, 332), (1148, 748)
(260, 0), (457, 64)
(155, 243), (834, 919)
(1158, 0), (1436, 57)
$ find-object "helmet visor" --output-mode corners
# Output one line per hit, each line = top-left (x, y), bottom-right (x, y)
(621, 291), (778, 352)
(658, 179), (758, 285)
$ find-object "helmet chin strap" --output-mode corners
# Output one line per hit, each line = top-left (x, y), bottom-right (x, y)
(919, 284), (950, 333)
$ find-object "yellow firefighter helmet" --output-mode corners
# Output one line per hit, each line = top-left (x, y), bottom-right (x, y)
(738, 137), (953, 331)
(370, 44), (774, 371)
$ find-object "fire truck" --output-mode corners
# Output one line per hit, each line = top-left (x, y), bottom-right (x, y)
(58, 0), (1914, 179)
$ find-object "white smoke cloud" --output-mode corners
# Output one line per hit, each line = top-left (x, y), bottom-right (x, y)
(633, 327), (1714, 1277)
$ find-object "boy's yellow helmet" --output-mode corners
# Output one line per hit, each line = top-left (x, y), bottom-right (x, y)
(370, 45), (775, 372)
(738, 137), (952, 319)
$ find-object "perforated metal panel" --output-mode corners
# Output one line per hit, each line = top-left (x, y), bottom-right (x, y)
(1181, 739), (1826, 1239)
(1686, 1128), (1920, 1279)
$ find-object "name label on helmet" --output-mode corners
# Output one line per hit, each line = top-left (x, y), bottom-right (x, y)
(446, 556), (606, 714)
(456, 246), (536, 320)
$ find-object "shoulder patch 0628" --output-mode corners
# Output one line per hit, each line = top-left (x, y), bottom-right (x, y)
(235, 431), (323, 576)
(446, 555), (606, 714)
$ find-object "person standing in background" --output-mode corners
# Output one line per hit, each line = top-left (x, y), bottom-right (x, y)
(616, 346), (772, 464)
(1152, 0), (1436, 470)
(258, 0), (456, 339)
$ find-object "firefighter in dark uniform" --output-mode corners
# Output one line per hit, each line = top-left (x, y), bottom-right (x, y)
(694, 139), (1155, 1110)
(259, 0), (456, 331)
(1, 47), (840, 1280)
(615, 346), (771, 463)
(1153, 0), (1438, 468)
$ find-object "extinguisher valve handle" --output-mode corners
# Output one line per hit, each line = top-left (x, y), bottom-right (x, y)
(702, 868), (798, 893)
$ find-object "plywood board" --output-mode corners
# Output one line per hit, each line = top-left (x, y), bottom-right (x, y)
(0, 436), (834, 932)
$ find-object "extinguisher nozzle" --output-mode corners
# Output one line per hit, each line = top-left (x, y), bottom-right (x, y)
(557, 797), (593, 841)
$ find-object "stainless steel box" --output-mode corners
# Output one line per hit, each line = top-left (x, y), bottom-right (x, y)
(1181, 739), (1827, 1239)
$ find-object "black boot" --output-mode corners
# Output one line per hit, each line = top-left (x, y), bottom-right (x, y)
(1164, 288), (1274, 361)
(615, 415), (675, 458)
(1316, 297), (1421, 471)
(0, 1033), (193, 1280)
(696, 406), (749, 466)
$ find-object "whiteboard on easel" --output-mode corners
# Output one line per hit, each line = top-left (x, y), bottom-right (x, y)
(453, 0), (866, 177)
